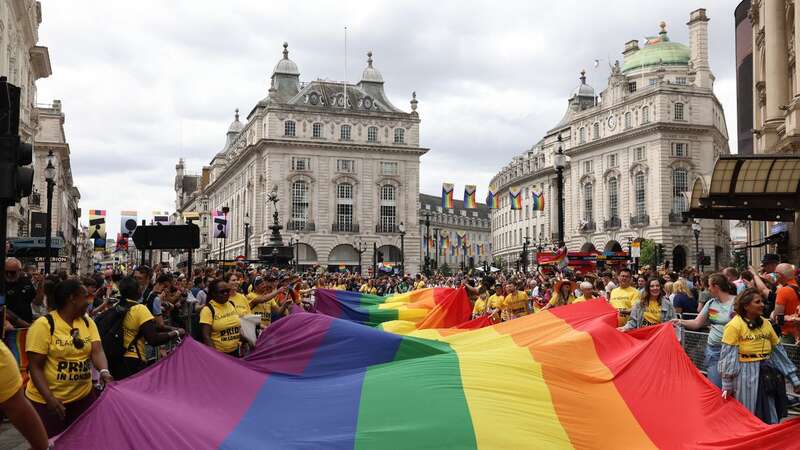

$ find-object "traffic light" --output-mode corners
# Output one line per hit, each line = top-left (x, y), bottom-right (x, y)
(0, 76), (33, 202)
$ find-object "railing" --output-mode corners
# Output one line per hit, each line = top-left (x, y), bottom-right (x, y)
(603, 217), (621, 230)
(286, 221), (315, 232)
(376, 223), (400, 234)
(578, 221), (596, 233)
(331, 223), (359, 233)
(630, 214), (649, 227)
(668, 212), (686, 224)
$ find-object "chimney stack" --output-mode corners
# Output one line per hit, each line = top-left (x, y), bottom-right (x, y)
(687, 8), (712, 88)
(623, 40), (640, 57)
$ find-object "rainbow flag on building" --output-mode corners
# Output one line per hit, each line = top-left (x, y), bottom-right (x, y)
(53, 302), (800, 449)
(464, 185), (477, 209)
(509, 187), (522, 210)
(442, 183), (454, 209)
(486, 188), (499, 209)
(532, 192), (545, 211)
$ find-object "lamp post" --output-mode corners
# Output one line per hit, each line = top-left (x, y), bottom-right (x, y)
(44, 151), (56, 275)
(692, 220), (702, 271)
(355, 239), (367, 275)
(398, 222), (406, 276)
(243, 213), (251, 261)
(521, 236), (530, 273)
(554, 134), (566, 249)
(433, 227), (441, 271)
(424, 213), (431, 275)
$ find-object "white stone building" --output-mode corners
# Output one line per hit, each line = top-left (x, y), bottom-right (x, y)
(32, 100), (81, 273)
(490, 9), (731, 271)
(418, 193), (492, 271)
(178, 44), (426, 273)
(2, 0), (51, 238)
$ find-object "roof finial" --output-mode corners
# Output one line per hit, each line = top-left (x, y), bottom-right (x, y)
(234, 108), (239, 121)
(659, 21), (667, 33)
(580, 69), (586, 85)
(410, 91), (418, 111)
(282, 42), (289, 59)
(367, 51), (373, 67)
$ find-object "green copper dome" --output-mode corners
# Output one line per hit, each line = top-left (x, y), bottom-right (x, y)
(621, 27), (690, 73)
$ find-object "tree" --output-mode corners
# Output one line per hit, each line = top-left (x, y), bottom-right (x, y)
(638, 239), (657, 269)
(439, 262), (453, 276)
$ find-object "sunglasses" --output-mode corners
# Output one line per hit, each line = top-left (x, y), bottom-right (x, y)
(5, 270), (19, 276)
(70, 328), (85, 349)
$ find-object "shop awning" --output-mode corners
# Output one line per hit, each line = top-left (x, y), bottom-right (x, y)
(683, 155), (800, 222)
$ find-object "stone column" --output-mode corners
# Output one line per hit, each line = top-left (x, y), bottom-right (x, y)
(765, 0), (789, 123)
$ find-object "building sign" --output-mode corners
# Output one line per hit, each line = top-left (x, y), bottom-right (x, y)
(29, 212), (48, 237)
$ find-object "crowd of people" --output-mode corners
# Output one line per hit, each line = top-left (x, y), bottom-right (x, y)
(1, 252), (800, 448)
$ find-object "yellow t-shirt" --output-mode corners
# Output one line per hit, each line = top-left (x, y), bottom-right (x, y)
(0, 341), (21, 403)
(229, 292), (252, 317)
(414, 281), (426, 290)
(199, 300), (241, 353)
(610, 286), (640, 327)
(25, 311), (100, 404)
(547, 293), (577, 307)
(503, 291), (530, 317)
(248, 292), (281, 329)
(722, 315), (779, 362)
(642, 299), (661, 325)
(472, 298), (486, 316)
(122, 301), (155, 361)
(487, 294), (504, 309)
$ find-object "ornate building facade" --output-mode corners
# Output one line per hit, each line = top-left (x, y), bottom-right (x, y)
(32, 100), (81, 273)
(490, 9), (731, 270)
(2, 0), (51, 238)
(177, 44), (426, 273)
(418, 193), (492, 271)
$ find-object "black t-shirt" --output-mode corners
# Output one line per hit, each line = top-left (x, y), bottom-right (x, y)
(6, 279), (36, 323)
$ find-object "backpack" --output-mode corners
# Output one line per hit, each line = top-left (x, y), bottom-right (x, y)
(192, 302), (217, 341)
(93, 301), (141, 375)
(45, 314), (89, 335)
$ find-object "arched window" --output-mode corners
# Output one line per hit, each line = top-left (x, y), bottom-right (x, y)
(624, 112), (631, 129)
(284, 120), (296, 137)
(379, 185), (396, 232)
(336, 183), (354, 231)
(291, 181), (309, 229)
(367, 126), (378, 142)
(579, 127), (586, 143)
(583, 183), (593, 223)
(672, 168), (688, 213)
(394, 128), (405, 144)
(312, 122), (323, 138)
(674, 103), (684, 121)
(592, 122), (600, 139)
(608, 177), (619, 219)
(340, 124), (351, 140)
(634, 173), (646, 218)
(642, 106), (650, 123)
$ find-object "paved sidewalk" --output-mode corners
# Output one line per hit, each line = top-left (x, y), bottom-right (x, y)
(0, 425), (26, 450)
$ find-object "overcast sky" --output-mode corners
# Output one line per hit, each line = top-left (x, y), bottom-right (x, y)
(37, 1), (738, 234)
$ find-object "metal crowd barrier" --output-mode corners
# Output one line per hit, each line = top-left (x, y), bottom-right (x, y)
(681, 330), (800, 372)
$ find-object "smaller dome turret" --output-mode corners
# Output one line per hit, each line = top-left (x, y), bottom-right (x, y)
(227, 108), (244, 133)
(273, 42), (300, 75)
(361, 51), (384, 83)
(571, 70), (595, 98)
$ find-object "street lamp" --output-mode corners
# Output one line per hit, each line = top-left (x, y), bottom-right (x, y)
(553, 134), (567, 249)
(433, 227), (441, 271)
(521, 236), (530, 273)
(398, 222), (406, 276)
(44, 150), (56, 275)
(243, 212), (251, 261)
(355, 239), (367, 275)
(292, 233), (299, 271)
(423, 213), (431, 275)
(692, 220), (702, 271)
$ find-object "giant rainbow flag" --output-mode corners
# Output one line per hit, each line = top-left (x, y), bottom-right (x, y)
(54, 301), (800, 449)
(314, 287), (473, 332)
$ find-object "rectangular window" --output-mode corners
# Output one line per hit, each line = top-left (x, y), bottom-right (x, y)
(340, 125), (351, 140)
(642, 106), (650, 123)
(628, 82), (637, 93)
(634, 146), (646, 161)
(367, 127), (378, 142)
(583, 160), (593, 174)
(336, 183), (354, 229)
(381, 161), (398, 175)
(672, 142), (688, 157)
(607, 153), (618, 168)
(608, 178), (619, 219)
(649, 78), (658, 86)
(394, 128), (405, 144)
(284, 121), (296, 137)
(592, 123), (600, 139)
(635, 173), (646, 216)
(312, 123), (323, 138)
(336, 159), (355, 173)
(672, 169), (688, 213)
(583, 184), (593, 223)
(675, 77), (687, 85)
(674, 103), (685, 121)
(291, 157), (311, 171)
